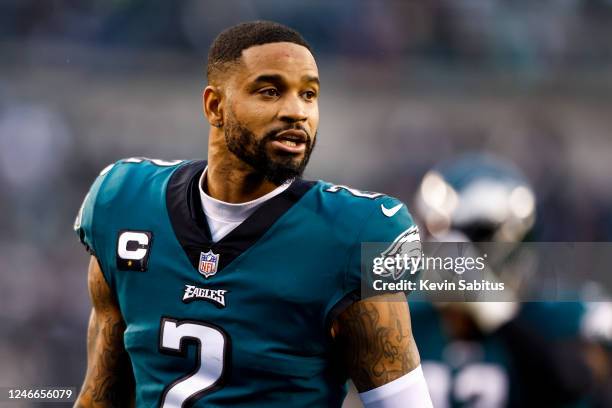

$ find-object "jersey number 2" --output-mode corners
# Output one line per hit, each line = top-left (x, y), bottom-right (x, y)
(159, 318), (228, 408)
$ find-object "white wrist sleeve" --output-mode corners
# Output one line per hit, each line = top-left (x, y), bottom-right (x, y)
(359, 365), (433, 408)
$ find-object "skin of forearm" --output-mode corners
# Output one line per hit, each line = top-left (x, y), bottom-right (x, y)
(334, 294), (421, 392)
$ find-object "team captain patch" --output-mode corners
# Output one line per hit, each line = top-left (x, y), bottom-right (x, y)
(183, 285), (227, 308)
(116, 230), (152, 271)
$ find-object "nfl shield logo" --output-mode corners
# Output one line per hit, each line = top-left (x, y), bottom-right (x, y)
(198, 250), (220, 278)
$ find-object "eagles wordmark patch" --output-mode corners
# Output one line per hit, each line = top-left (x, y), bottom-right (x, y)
(183, 284), (227, 308)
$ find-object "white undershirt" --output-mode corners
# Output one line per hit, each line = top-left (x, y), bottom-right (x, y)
(198, 168), (292, 242)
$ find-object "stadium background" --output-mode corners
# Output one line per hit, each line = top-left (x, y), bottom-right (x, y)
(1, 1), (612, 406)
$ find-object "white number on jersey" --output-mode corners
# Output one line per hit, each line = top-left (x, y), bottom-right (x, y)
(123, 157), (184, 166)
(159, 318), (227, 408)
(423, 361), (509, 408)
(325, 184), (383, 199)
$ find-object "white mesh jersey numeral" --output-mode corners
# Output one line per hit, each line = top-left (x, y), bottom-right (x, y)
(453, 363), (508, 408)
(159, 318), (226, 408)
(124, 157), (184, 166)
(325, 184), (383, 199)
(422, 360), (508, 408)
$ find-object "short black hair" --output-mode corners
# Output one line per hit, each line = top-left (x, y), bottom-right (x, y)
(207, 21), (312, 83)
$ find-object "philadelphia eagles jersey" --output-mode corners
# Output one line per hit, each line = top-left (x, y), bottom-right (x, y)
(74, 157), (418, 408)
(411, 302), (515, 408)
(411, 302), (594, 408)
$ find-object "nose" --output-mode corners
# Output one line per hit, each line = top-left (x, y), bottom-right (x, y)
(278, 93), (308, 123)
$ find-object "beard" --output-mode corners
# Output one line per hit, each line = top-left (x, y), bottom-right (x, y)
(224, 114), (316, 186)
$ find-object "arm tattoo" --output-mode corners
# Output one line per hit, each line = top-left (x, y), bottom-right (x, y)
(334, 297), (420, 392)
(88, 317), (134, 406)
(75, 259), (134, 407)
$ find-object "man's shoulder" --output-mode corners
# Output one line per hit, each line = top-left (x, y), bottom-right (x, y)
(101, 157), (191, 184)
(78, 157), (193, 226)
(94, 157), (192, 201)
(74, 157), (196, 256)
(310, 180), (405, 215)
(306, 180), (417, 241)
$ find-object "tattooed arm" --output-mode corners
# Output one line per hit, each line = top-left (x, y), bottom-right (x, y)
(332, 292), (420, 392)
(74, 256), (135, 408)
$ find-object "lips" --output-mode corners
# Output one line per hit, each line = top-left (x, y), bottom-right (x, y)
(275, 129), (308, 143)
(270, 129), (308, 154)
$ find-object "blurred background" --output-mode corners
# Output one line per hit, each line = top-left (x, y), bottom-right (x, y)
(1, 0), (612, 406)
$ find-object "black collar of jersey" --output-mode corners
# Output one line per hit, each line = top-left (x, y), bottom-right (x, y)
(166, 160), (316, 272)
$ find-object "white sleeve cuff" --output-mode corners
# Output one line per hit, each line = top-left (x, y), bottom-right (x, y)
(359, 365), (433, 408)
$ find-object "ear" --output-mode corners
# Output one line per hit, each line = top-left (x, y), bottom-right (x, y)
(203, 86), (224, 128)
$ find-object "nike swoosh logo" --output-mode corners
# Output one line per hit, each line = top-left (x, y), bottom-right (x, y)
(381, 203), (403, 217)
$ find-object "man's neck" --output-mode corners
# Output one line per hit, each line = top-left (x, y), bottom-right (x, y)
(205, 155), (279, 204)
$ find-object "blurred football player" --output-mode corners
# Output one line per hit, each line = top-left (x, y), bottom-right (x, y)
(73, 21), (432, 407)
(411, 152), (609, 407)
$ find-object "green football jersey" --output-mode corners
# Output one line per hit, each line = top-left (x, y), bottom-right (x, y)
(410, 302), (514, 408)
(74, 157), (418, 408)
(411, 302), (594, 408)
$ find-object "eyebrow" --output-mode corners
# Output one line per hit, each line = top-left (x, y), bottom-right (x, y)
(302, 75), (320, 87)
(251, 74), (284, 85)
(249, 74), (320, 88)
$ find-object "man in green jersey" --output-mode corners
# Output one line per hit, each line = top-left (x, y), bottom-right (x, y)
(73, 21), (432, 408)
